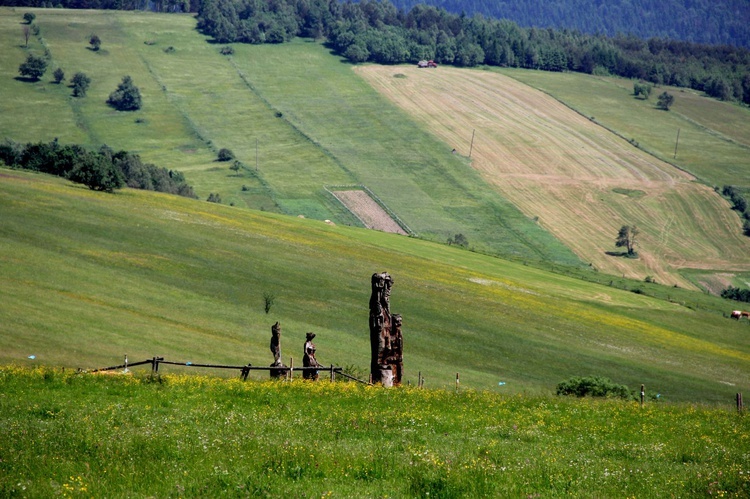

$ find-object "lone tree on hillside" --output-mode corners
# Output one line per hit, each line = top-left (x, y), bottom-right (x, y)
(71, 72), (91, 97)
(23, 12), (35, 24)
(18, 53), (47, 80)
(657, 91), (674, 110)
(107, 76), (142, 111)
(633, 82), (652, 99)
(53, 67), (65, 84)
(615, 225), (639, 256)
(89, 34), (101, 51)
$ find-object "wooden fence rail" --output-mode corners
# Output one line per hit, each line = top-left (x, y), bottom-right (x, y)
(89, 357), (370, 385)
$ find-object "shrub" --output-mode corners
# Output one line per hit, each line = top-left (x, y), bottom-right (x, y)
(556, 376), (631, 399)
(23, 12), (36, 24)
(217, 148), (234, 161)
(207, 193), (222, 203)
(219, 46), (234, 55)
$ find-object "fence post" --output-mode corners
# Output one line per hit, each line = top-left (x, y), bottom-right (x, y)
(241, 364), (251, 381)
(330, 364), (335, 383)
(738, 393), (744, 413)
(289, 357), (293, 380)
(640, 384), (645, 407)
(455, 372), (460, 393)
(124, 354), (128, 373)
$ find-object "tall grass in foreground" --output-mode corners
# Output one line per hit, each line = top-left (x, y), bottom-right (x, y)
(1, 367), (748, 498)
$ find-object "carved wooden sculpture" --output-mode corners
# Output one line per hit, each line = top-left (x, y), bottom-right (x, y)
(303, 332), (320, 380)
(269, 321), (287, 379)
(369, 272), (402, 385)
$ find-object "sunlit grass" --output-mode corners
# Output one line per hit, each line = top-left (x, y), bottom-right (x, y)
(1, 367), (748, 497)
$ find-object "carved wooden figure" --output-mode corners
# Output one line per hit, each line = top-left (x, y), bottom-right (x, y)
(303, 332), (320, 380)
(369, 272), (402, 385)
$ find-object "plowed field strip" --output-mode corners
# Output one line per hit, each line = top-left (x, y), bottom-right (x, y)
(357, 66), (750, 287)
(332, 190), (407, 235)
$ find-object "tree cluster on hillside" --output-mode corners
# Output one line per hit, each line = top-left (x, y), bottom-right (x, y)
(721, 286), (750, 304)
(192, 0), (750, 105)
(722, 186), (750, 237)
(0, 139), (196, 196)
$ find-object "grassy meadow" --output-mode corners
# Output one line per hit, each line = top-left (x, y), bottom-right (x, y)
(1, 367), (749, 497)
(501, 68), (750, 189)
(0, 8), (580, 266)
(2, 169), (750, 404)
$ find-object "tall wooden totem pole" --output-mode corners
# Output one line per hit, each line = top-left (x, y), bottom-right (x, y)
(369, 272), (403, 385)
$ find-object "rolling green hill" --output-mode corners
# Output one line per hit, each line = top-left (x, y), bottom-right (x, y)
(2, 169), (749, 404)
(0, 8), (581, 266)
(3, 9), (750, 404)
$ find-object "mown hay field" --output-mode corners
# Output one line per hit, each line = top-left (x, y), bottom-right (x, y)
(356, 66), (750, 288)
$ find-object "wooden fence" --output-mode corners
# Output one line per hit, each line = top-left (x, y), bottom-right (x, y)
(90, 356), (370, 384)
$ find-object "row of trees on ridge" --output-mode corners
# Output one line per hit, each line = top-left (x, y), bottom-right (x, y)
(0, 139), (196, 196)
(193, 0), (750, 105)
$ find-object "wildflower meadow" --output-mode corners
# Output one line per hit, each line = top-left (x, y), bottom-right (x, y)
(1, 367), (748, 497)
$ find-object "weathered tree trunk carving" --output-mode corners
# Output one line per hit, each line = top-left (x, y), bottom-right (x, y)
(369, 272), (403, 385)
(269, 321), (287, 379)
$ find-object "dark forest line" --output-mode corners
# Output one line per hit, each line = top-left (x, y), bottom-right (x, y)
(194, 0), (750, 105)
(389, 0), (750, 49)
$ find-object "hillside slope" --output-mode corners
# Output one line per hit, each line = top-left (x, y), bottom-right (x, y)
(357, 66), (750, 288)
(2, 170), (749, 403)
(0, 9), (581, 266)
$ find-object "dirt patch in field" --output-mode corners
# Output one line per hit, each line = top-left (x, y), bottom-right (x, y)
(356, 66), (750, 287)
(332, 190), (407, 235)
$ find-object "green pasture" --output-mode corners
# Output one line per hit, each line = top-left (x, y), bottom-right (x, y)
(0, 8), (582, 265)
(1, 369), (748, 497)
(501, 68), (750, 189)
(1, 170), (749, 404)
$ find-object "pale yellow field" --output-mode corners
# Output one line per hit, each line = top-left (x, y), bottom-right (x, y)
(356, 66), (750, 288)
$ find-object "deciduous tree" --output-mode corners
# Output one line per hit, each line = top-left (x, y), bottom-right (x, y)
(71, 72), (91, 97)
(89, 34), (101, 51)
(656, 91), (674, 110)
(615, 225), (639, 256)
(107, 76), (142, 111)
(18, 54), (47, 80)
